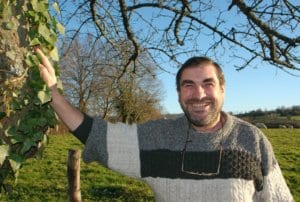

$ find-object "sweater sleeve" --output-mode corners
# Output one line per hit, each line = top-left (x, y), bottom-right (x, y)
(71, 113), (93, 144)
(82, 117), (108, 166)
(257, 134), (294, 201)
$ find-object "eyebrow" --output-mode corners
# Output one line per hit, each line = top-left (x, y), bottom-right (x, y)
(180, 79), (194, 86)
(181, 77), (216, 86)
(203, 78), (216, 83)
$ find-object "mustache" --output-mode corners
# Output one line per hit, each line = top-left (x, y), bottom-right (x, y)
(185, 97), (212, 104)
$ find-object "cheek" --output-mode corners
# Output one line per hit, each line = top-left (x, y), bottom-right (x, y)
(179, 89), (191, 100)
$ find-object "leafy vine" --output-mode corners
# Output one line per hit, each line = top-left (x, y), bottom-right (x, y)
(0, 0), (63, 192)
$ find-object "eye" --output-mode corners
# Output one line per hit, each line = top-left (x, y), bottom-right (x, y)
(181, 80), (194, 88)
(204, 82), (215, 88)
(184, 83), (193, 87)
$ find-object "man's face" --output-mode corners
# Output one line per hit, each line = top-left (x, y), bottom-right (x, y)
(178, 64), (225, 131)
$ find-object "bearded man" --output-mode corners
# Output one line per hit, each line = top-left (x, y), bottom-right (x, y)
(36, 48), (294, 202)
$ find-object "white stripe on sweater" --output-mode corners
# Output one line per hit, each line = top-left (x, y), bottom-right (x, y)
(145, 177), (256, 202)
(107, 123), (141, 178)
(258, 163), (294, 202)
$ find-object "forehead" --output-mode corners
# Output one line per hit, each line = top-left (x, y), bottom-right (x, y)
(180, 64), (219, 82)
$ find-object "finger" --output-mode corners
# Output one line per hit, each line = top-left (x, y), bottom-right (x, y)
(38, 64), (56, 87)
(35, 48), (53, 72)
(38, 64), (50, 79)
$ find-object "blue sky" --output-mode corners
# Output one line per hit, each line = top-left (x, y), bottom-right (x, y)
(57, 1), (300, 115)
(159, 61), (300, 115)
(151, 1), (300, 115)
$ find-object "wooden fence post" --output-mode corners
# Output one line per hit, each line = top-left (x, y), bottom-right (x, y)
(68, 149), (82, 202)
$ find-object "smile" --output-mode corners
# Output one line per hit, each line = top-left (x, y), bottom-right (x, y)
(188, 102), (211, 111)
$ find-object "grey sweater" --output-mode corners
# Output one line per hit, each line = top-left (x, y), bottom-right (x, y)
(77, 112), (293, 202)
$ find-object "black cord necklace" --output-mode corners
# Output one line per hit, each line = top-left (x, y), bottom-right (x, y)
(181, 115), (224, 176)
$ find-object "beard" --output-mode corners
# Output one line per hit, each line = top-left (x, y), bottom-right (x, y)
(180, 97), (222, 128)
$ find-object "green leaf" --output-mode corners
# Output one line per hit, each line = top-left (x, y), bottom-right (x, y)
(31, 0), (48, 12)
(52, 2), (60, 14)
(27, 53), (40, 66)
(37, 90), (52, 104)
(10, 100), (22, 110)
(20, 139), (36, 155)
(49, 47), (59, 61)
(8, 154), (24, 173)
(9, 134), (25, 144)
(37, 23), (57, 45)
(0, 145), (9, 166)
(25, 57), (34, 67)
(5, 126), (17, 137)
(29, 38), (41, 46)
(56, 22), (65, 34)
(32, 132), (44, 142)
(38, 24), (51, 42)
(5, 21), (15, 30)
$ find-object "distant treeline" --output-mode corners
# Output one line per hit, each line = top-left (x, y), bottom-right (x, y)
(236, 105), (300, 117)
(236, 105), (300, 128)
(49, 106), (300, 134)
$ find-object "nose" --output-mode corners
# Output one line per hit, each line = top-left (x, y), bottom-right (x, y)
(192, 85), (206, 99)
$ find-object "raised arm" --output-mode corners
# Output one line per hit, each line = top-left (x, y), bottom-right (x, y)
(35, 47), (84, 131)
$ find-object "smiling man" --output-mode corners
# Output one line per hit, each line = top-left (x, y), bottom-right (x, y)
(36, 48), (294, 201)
(177, 57), (225, 132)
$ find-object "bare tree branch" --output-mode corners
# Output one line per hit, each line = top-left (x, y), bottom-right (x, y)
(58, 0), (300, 76)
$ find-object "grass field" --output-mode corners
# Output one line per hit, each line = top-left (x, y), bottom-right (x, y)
(263, 129), (300, 202)
(1, 129), (299, 201)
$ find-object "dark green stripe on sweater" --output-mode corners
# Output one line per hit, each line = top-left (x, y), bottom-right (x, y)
(140, 149), (263, 191)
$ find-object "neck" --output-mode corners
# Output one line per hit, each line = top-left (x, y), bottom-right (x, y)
(192, 113), (224, 133)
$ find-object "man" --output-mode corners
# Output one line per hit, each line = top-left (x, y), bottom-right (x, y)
(36, 48), (294, 201)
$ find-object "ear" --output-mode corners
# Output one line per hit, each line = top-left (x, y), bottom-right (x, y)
(221, 84), (225, 93)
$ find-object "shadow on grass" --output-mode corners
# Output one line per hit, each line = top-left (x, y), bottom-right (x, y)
(87, 185), (154, 201)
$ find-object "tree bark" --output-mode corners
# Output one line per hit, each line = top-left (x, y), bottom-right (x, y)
(67, 149), (82, 202)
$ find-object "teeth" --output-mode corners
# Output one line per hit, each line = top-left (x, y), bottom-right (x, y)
(191, 103), (208, 108)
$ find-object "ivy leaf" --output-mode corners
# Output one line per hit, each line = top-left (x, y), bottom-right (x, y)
(29, 38), (42, 46)
(32, 132), (44, 142)
(49, 47), (59, 61)
(8, 154), (24, 173)
(20, 139), (36, 155)
(5, 126), (17, 137)
(10, 134), (25, 144)
(53, 2), (60, 14)
(5, 21), (15, 30)
(31, 0), (48, 12)
(38, 24), (57, 45)
(38, 90), (52, 104)
(0, 145), (9, 166)
(38, 24), (52, 43)
(10, 100), (22, 110)
(56, 22), (65, 35)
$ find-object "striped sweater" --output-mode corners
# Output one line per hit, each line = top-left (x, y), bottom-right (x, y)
(79, 112), (294, 202)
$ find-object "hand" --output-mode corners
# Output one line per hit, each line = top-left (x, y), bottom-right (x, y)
(35, 47), (57, 89)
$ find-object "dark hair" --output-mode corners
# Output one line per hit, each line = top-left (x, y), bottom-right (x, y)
(176, 56), (225, 91)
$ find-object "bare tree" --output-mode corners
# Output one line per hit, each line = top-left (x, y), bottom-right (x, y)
(113, 59), (163, 124)
(59, 35), (116, 117)
(55, 0), (299, 76)
(59, 35), (163, 121)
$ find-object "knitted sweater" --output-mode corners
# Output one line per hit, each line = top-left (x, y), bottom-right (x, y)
(79, 112), (294, 202)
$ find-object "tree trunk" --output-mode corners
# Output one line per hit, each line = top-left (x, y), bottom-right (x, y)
(67, 149), (82, 202)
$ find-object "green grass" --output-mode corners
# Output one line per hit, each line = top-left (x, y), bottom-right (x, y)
(1, 134), (154, 201)
(292, 115), (300, 121)
(1, 129), (299, 201)
(263, 129), (300, 202)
